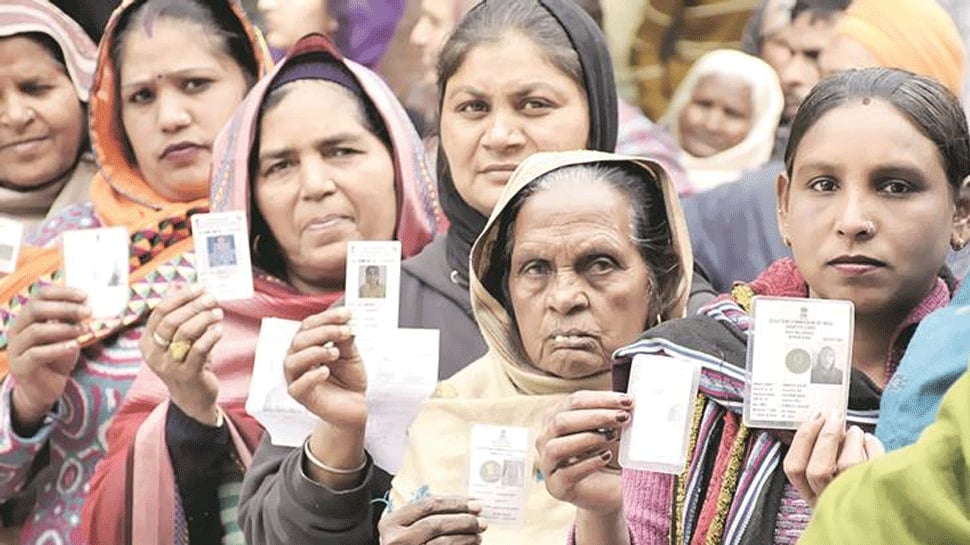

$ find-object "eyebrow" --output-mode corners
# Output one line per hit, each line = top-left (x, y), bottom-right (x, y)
(795, 160), (929, 181)
(257, 132), (364, 162)
(120, 67), (218, 91)
(446, 81), (567, 101)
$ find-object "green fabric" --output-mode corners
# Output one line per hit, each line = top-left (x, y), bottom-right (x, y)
(219, 455), (246, 545)
(800, 359), (970, 544)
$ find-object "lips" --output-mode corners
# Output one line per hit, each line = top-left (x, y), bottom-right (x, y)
(827, 255), (888, 276)
(0, 135), (49, 153)
(548, 331), (598, 351)
(160, 141), (206, 164)
(303, 214), (353, 233)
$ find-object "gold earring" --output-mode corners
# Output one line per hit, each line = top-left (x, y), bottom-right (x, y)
(953, 236), (967, 251)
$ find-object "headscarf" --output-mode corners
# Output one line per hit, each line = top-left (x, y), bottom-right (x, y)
(331, 0), (405, 68)
(835, 0), (965, 97)
(79, 33), (444, 545)
(439, 0), (618, 283)
(0, 0), (98, 233)
(661, 49), (783, 193)
(389, 150), (691, 545)
(0, 0), (272, 373)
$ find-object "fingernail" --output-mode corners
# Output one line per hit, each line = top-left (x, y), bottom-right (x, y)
(201, 294), (216, 306)
(619, 394), (633, 407)
(337, 325), (350, 337)
(328, 347), (340, 359)
(811, 410), (823, 421)
(849, 425), (862, 434)
(78, 306), (92, 318)
(477, 517), (488, 531)
(212, 308), (224, 320)
(829, 408), (842, 422)
(600, 450), (612, 462)
(64, 340), (78, 351)
(467, 500), (481, 513)
(616, 411), (630, 423)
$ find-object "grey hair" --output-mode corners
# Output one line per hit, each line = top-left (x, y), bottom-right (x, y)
(436, 0), (584, 101)
(484, 163), (682, 329)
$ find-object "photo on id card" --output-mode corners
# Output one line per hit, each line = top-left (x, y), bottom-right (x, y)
(344, 240), (401, 332)
(62, 226), (130, 318)
(191, 211), (253, 301)
(744, 296), (853, 429)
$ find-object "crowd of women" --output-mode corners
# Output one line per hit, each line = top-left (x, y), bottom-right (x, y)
(0, 0), (969, 544)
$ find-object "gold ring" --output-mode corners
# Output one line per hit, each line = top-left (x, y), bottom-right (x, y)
(152, 331), (171, 349)
(168, 340), (192, 362)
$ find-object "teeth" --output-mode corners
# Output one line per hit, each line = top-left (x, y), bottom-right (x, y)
(555, 335), (566, 342)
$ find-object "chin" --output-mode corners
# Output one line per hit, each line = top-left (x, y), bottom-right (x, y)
(539, 352), (610, 379)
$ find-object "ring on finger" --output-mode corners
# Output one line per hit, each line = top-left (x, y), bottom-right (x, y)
(168, 339), (193, 362)
(152, 331), (172, 349)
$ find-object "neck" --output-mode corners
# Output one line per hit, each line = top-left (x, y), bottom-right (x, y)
(851, 309), (908, 387)
(286, 269), (342, 296)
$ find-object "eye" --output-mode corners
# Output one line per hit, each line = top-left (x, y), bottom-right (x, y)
(20, 81), (53, 96)
(879, 179), (914, 195)
(184, 78), (213, 93)
(521, 97), (553, 111)
(519, 259), (552, 277)
(456, 100), (488, 116)
(262, 159), (293, 177)
(808, 178), (838, 192)
(324, 146), (361, 159)
(128, 88), (154, 105)
(585, 256), (619, 276)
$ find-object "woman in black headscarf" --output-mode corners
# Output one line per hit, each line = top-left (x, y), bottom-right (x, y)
(238, 1), (623, 544)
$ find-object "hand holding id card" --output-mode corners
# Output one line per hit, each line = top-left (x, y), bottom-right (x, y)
(191, 211), (254, 301)
(744, 296), (853, 429)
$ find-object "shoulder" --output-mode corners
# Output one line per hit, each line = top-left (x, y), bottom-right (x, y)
(26, 202), (100, 247)
(430, 355), (497, 400)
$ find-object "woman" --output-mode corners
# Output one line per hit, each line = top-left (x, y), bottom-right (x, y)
(237, 2), (643, 543)
(80, 33), (444, 545)
(540, 67), (969, 544)
(384, 150), (691, 545)
(0, 0), (97, 239)
(661, 49), (783, 193)
(0, 1), (269, 543)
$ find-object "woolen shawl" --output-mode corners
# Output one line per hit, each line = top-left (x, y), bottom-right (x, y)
(439, 0), (619, 283)
(389, 150), (692, 545)
(79, 33), (444, 545)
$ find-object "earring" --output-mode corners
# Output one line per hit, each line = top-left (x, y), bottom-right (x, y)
(783, 235), (792, 247)
(251, 234), (263, 259)
(655, 313), (664, 327)
(952, 236), (967, 251)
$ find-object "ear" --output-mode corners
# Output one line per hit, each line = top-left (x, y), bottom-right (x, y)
(952, 175), (970, 250)
(775, 171), (792, 247)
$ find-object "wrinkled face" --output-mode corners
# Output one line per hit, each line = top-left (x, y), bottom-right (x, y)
(0, 36), (85, 189)
(440, 32), (590, 216)
(777, 12), (838, 122)
(778, 100), (964, 318)
(119, 18), (249, 202)
(258, 0), (336, 50)
(508, 178), (653, 379)
(410, 0), (459, 84)
(677, 73), (753, 158)
(819, 34), (882, 79)
(254, 81), (396, 293)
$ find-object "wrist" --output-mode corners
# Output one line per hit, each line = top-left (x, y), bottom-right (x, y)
(10, 388), (56, 437)
(304, 423), (367, 490)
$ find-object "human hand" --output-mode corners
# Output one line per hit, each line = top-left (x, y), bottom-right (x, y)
(378, 496), (486, 545)
(535, 390), (632, 515)
(140, 284), (223, 425)
(783, 409), (885, 506)
(8, 286), (89, 428)
(285, 307), (367, 430)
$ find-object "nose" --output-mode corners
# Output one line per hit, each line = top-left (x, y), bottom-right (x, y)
(481, 109), (525, 152)
(156, 90), (191, 133)
(0, 93), (35, 130)
(410, 16), (430, 46)
(835, 188), (876, 240)
(299, 155), (337, 200)
(701, 108), (725, 132)
(547, 271), (589, 316)
(780, 53), (812, 91)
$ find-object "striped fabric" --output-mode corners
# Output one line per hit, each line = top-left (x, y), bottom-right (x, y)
(0, 0), (97, 101)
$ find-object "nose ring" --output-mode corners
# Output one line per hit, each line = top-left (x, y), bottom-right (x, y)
(862, 221), (875, 235)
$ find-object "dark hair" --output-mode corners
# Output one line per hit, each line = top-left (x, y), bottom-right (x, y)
(248, 78), (393, 279)
(790, 0), (851, 23)
(437, 0), (585, 106)
(484, 163), (681, 333)
(785, 67), (970, 197)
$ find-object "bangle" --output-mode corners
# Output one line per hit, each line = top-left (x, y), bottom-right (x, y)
(303, 438), (367, 475)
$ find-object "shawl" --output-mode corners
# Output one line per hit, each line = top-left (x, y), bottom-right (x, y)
(0, 0), (98, 233)
(800, 359), (970, 545)
(661, 49), (783, 193)
(440, 0), (618, 284)
(835, 0), (965, 97)
(79, 33), (444, 545)
(612, 258), (951, 545)
(390, 150), (693, 545)
(0, 0), (272, 374)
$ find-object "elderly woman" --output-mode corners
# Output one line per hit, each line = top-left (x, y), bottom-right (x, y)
(0, 1), (270, 543)
(0, 0), (97, 239)
(79, 33), (444, 545)
(383, 149), (692, 544)
(660, 49), (783, 192)
(541, 67), (970, 544)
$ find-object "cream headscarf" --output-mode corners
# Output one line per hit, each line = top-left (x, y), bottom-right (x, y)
(661, 49), (783, 192)
(388, 150), (693, 545)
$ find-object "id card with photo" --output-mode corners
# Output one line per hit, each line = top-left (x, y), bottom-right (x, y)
(345, 241), (401, 332)
(619, 354), (701, 474)
(62, 227), (129, 318)
(0, 217), (24, 275)
(468, 424), (530, 525)
(744, 296), (853, 429)
(191, 211), (253, 301)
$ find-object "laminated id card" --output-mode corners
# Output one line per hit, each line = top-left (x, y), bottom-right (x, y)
(744, 296), (853, 429)
(191, 211), (254, 301)
(468, 424), (530, 525)
(62, 227), (130, 318)
(619, 354), (701, 473)
(345, 240), (401, 332)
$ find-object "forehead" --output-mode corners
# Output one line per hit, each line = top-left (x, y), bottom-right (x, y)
(786, 12), (837, 51)
(118, 18), (228, 80)
(448, 32), (581, 92)
(693, 73), (752, 99)
(513, 178), (633, 239)
(260, 81), (367, 132)
(0, 35), (64, 75)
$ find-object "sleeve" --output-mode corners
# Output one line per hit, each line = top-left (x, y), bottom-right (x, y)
(622, 469), (675, 545)
(237, 434), (393, 545)
(165, 403), (231, 545)
(0, 376), (65, 500)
